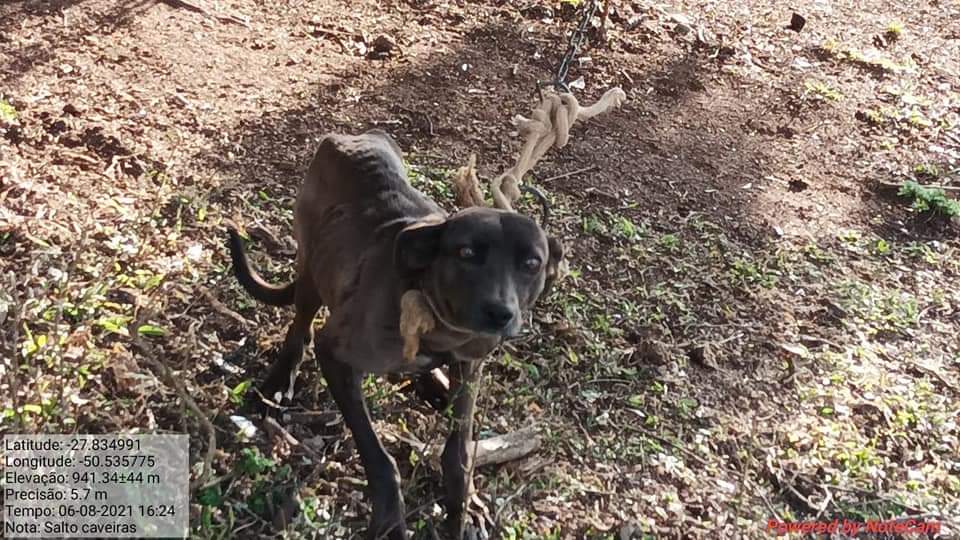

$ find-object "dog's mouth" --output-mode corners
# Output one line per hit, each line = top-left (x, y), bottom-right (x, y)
(421, 290), (519, 338)
(450, 298), (523, 338)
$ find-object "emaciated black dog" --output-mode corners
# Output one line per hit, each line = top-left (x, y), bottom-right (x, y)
(228, 129), (562, 539)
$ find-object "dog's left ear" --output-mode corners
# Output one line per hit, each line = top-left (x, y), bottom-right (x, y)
(394, 217), (447, 280)
(542, 236), (565, 297)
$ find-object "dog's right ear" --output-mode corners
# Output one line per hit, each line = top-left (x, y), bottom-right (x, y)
(542, 236), (565, 297)
(394, 217), (447, 279)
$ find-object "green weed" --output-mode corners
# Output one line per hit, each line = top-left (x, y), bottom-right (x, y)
(885, 21), (904, 39)
(804, 80), (843, 102)
(0, 98), (17, 122)
(898, 181), (960, 217)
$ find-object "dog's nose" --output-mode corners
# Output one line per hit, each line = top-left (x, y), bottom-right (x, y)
(482, 302), (515, 330)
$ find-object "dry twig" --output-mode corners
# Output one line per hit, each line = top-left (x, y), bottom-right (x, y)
(876, 179), (960, 192)
(201, 288), (251, 328)
(541, 165), (598, 183)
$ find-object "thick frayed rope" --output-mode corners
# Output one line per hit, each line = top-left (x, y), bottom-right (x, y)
(491, 87), (626, 211)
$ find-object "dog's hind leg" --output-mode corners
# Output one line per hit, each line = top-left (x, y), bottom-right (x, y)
(441, 360), (483, 539)
(318, 342), (406, 540)
(259, 274), (322, 402)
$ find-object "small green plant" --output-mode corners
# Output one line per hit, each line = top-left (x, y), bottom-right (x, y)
(0, 98), (16, 122)
(614, 215), (642, 241)
(906, 110), (933, 128)
(407, 163), (454, 203)
(658, 233), (680, 251)
(237, 447), (275, 476)
(904, 241), (939, 264)
(837, 229), (862, 244)
(727, 258), (776, 288)
(835, 444), (882, 478)
(898, 181), (960, 217)
(803, 243), (834, 263)
(835, 279), (920, 332)
(582, 214), (607, 235)
(818, 39), (906, 73)
(913, 163), (941, 179)
(872, 239), (891, 255)
(229, 380), (252, 405)
(862, 109), (885, 125)
(197, 485), (224, 507)
(885, 21), (904, 40)
(804, 80), (843, 102)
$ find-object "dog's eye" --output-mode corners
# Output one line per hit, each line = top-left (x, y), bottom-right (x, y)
(523, 257), (542, 272)
(458, 246), (475, 259)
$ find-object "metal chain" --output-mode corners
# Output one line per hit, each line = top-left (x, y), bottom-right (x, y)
(537, 0), (599, 95)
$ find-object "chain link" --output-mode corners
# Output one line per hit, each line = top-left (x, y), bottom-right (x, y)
(537, 0), (599, 95)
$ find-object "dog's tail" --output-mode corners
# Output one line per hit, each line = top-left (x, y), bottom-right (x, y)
(227, 228), (296, 306)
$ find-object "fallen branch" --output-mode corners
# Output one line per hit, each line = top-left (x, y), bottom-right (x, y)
(390, 425), (541, 469)
(471, 426), (541, 467)
(129, 306), (218, 491)
(876, 179), (960, 192)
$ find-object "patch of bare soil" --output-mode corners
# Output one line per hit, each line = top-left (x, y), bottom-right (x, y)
(2, 1), (958, 539)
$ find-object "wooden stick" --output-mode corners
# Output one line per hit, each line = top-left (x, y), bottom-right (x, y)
(201, 288), (251, 328)
(876, 180), (960, 192)
(541, 165), (597, 183)
(392, 426), (542, 468)
(472, 426), (542, 467)
(261, 417), (324, 461)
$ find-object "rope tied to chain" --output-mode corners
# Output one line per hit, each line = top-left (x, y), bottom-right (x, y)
(488, 86), (626, 212)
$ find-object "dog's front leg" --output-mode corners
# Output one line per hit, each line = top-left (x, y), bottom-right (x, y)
(317, 345), (406, 540)
(441, 359), (483, 539)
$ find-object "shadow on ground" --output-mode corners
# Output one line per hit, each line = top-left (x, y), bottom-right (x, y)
(0, 0), (153, 86)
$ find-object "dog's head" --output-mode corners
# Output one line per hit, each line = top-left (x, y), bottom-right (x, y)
(394, 207), (564, 337)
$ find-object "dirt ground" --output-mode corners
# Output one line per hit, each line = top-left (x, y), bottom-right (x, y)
(2, 0), (958, 538)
